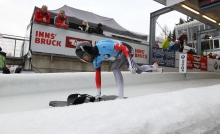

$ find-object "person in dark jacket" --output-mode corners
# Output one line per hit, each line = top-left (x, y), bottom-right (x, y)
(34, 5), (51, 24)
(187, 48), (197, 55)
(154, 41), (159, 48)
(95, 23), (104, 35)
(178, 31), (188, 52)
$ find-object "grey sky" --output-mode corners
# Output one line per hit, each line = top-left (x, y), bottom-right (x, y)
(0, 0), (186, 37)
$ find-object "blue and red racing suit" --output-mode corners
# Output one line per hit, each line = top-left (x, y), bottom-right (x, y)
(93, 39), (132, 92)
(93, 39), (158, 99)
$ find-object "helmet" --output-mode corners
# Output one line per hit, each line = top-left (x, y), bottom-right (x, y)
(174, 40), (180, 44)
(212, 53), (216, 59)
(75, 42), (94, 63)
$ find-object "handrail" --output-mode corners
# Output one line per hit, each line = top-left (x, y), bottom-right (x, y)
(1, 34), (27, 40)
(0, 35), (29, 58)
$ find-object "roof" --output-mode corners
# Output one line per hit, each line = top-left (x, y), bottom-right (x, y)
(153, 0), (220, 30)
(32, 5), (148, 40)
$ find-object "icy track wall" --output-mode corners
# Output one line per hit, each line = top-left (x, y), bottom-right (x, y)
(1, 72), (220, 97)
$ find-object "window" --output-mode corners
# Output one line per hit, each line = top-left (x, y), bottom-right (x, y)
(177, 29), (187, 37)
(201, 41), (210, 51)
(213, 39), (219, 49)
(188, 27), (197, 41)
(178, 30), (182, 37)
(210, 31), (219, 37)
(188, 27), (192, 41)
(200, 25), (204, 31)
(205, 25), (211, 30)
(192, 26), (199, 34)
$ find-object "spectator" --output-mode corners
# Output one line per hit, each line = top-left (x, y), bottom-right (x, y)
(154, 41), (159, 48)
(80, 20), (89, 33)
(0, 47), (6, 69)
(207, 53), (212, 58)
(187, 48), (197, 55)
(95, 23), (104, 35)
(161, 36), (171, 50)
(212, 53), (216, 59)
(0, 47), (9, 74)
(54, 10), (69, 29)
(168, 40), (180, 51)
(178, 31), (188, 52)
(34, 5), (50, 24)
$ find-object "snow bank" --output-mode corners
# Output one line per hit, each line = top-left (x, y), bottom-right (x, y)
(0, 84), (220, 134)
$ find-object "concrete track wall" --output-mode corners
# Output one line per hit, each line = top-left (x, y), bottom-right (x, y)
(1, 72), (220, 97)
(24, 54), (128, 73)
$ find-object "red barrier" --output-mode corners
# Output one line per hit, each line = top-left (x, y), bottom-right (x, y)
(193, 55), (201, 69)
(200, 57), (207, 71)
(186, 54), (207, 71)
(187, 54), (194, 69)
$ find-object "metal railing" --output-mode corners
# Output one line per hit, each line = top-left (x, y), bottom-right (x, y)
(0, 34), (29, 57)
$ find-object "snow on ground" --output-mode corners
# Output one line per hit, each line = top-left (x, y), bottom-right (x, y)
(0, 72), (220, 134)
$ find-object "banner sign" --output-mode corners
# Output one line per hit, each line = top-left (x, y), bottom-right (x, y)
(207, 58), (214, 72)
(193, 55), (201, 69)
(187, 54), (194, 69)
(213, 60), (220, 73)
(200, 57), (207, 71)
(31, 23), (149, 64)
(179, 54), (187, 73)
(152, 47), (175, 67)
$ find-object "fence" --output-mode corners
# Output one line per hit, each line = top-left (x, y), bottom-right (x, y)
(152, 47), (176, 67)
(0, 34), (29, 57)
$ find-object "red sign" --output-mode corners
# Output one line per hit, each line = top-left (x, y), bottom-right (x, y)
(193, 55), (201, 69)
(35, 31), (61, 47)
(187, 54), (194, 69)
(134, 49), (147, 59)
(65, 36), (92, 49)
(200, 57), (207, 71)
(193, 63), (200, 69)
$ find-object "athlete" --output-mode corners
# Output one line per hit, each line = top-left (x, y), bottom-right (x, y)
(75, 39), (159, 99)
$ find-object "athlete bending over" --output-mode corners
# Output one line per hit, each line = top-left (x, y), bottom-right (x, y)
(75, 39), (158, 99)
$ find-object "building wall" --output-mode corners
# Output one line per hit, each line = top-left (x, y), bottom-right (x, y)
(23, 54), (128, 73)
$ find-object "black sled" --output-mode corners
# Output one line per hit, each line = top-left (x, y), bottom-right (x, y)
(49, 94), (119, 107)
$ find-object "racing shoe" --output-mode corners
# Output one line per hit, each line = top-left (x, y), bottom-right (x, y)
(93, 94), (102, 101)
(153, 62), (163, 73)
(153, 61), (159, 68)
(93, 94), (100, 99)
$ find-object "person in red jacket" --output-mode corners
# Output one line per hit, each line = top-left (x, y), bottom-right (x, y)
(54, 10), (69, 29)
(178, 31), (188, 52)
(34, 5), (50, 24)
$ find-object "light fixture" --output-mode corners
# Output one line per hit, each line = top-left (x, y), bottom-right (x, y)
(202, 15), (216, 23)
(219, 23), (220, 25)
(182, 4), (200, 14)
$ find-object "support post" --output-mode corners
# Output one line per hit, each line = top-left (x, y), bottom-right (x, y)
(149, 7), (173, 64)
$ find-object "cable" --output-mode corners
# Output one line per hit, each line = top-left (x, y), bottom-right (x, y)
(29, 58), (42, 73)
(156, 21), (169, 38)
